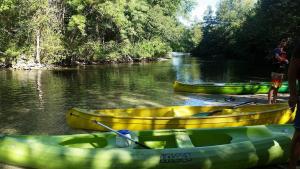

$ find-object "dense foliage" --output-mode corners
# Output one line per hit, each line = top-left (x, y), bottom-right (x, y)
(192, 0), (300, 62)
(0, 0), (197, 66)
(2, 0), (298, 66)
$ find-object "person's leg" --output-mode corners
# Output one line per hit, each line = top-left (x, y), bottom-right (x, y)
(269, 72), (275, 104)
(268, 87), (275, 104)
(272, 88), (279, 103)
(273, 74), (283, 104)
(289, 130), (300, 169)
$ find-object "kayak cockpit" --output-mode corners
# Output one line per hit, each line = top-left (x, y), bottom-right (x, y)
(58, 130), (234, 149)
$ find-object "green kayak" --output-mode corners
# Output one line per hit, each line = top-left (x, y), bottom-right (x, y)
(0, 124), (293, 169)
(173, 81), (289, 94)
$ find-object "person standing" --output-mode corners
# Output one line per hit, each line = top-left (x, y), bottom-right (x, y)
(288, 40), (300, 169)
(268, 39), (289, 104)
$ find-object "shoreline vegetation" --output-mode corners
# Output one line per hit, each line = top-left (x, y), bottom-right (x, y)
(191, 0), (300, 61)
(1, 0), (299, 70)
(0, 0), (200, 70)
(1, 52), (173, 70)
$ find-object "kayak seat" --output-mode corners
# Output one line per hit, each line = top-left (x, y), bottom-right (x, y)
(166, 109), (183, 117)
(138, 133), (178, 149)
(189, 131), (232, 147)
(175, 132), (194, 148)
(59, 136), (108, 148)
(164, 109), (175, 117)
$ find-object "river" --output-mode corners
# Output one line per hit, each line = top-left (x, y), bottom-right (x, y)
(0, 53), (272, 135)
(0, 53), (291, 169)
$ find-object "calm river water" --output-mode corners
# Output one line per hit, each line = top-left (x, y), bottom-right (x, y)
(0, 53), (272, 135)
(0, 53), (291, 169)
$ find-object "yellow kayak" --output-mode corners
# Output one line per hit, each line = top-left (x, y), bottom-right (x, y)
(66, 103), (295, 131)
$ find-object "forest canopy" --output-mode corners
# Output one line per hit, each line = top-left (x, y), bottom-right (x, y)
(1, 0), (299, 67)
(0, 0), (199, 66)
(192, 0), (300, 62)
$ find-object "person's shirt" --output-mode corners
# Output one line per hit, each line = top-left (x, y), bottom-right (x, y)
(274, 48), (282, 57)
(273, 47), (288, 72)
(274, 47), (288, 62)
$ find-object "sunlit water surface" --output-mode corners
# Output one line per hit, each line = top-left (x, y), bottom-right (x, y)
(0, 54), (272, 134)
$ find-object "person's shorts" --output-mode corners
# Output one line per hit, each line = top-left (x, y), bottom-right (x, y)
(271, 72), (284, 88)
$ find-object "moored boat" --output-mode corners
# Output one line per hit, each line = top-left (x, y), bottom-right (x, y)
(173, 81), (289, 94)
(66, 103), (295, 131)
(0, 124), (294, 169)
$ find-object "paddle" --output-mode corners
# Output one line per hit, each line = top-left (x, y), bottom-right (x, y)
(70, 113), (151, 149)
(193, 100), (256, 117)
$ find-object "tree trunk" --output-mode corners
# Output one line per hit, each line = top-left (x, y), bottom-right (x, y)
(36, 29), (41, 64)
(48, 0), (65, 32)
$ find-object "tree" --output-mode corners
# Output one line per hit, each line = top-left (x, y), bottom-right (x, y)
(0, 0), (198, 66)
(192, 0), (300, 61)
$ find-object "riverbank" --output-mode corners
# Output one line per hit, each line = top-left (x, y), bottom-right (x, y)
(0, 55), (173, 70)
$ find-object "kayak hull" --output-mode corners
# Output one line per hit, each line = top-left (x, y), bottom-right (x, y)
(66, 103), (295, 131)
(173, 81), (289, 94)
(0, 125), (294, 169)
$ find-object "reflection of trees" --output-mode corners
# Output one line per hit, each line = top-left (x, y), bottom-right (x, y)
(198, 60), (250, 82)
(172, 55), (270, 83)
(0, 70), (69, 134)
(172, 55), (202, 83)
(36, 70), (44, 107)
(0, 70), (39, 134)
(50, 62), (178, 110)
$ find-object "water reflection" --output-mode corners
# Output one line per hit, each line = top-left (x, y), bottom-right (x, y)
(173, 55), (271, 83)
(0, 54), (272, 134)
